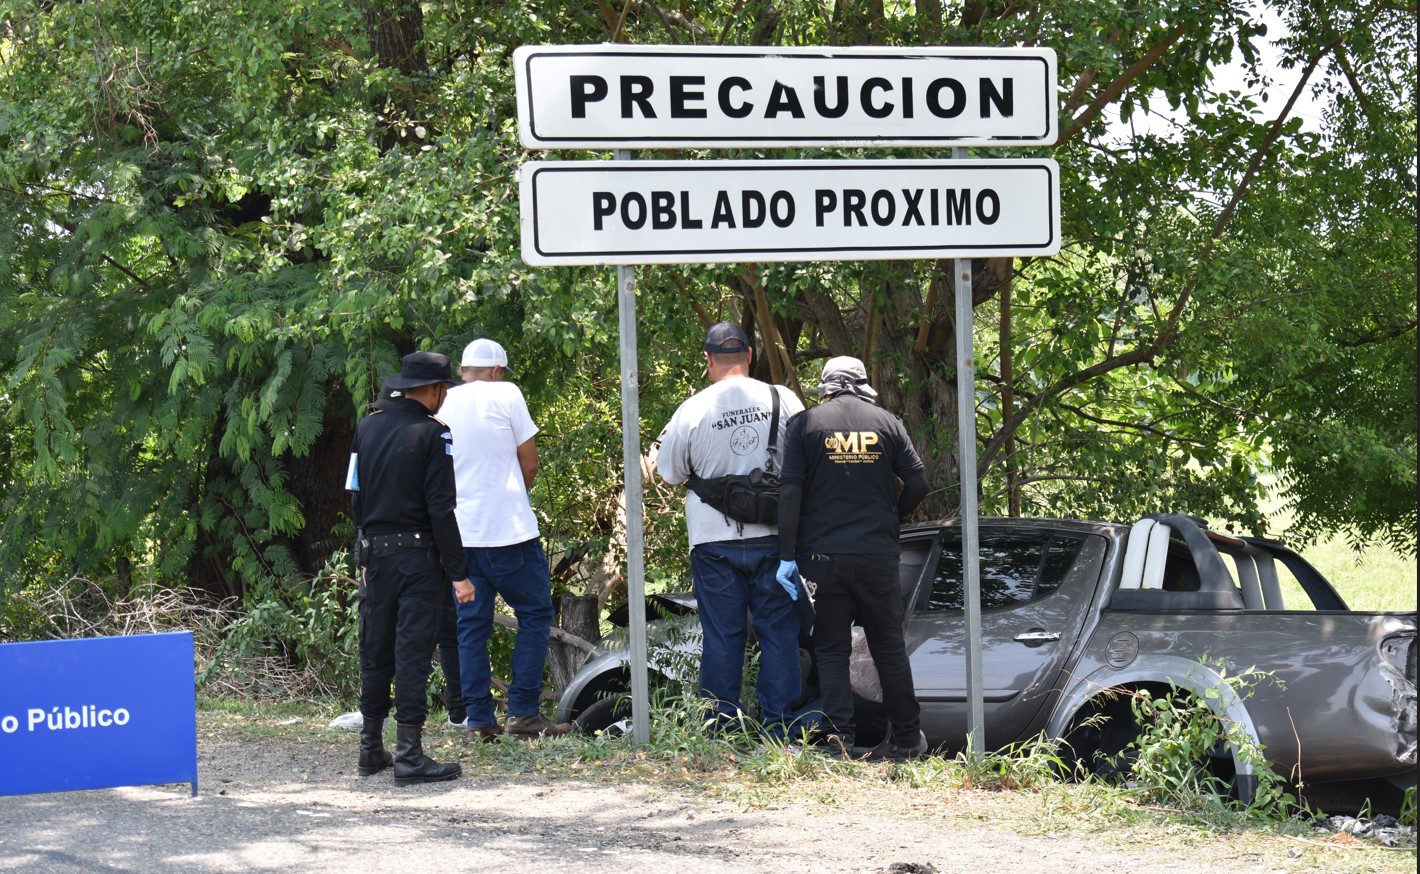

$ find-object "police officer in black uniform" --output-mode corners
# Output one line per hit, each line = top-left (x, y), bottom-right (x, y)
(347, 352), (472, 784)
(374, 379), (466, 729)
(775, 356), (930, 760)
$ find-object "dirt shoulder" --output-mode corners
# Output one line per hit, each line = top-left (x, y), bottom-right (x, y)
(0, 710), (1411, 874)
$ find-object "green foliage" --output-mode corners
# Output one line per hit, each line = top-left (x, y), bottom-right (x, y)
(1123, 672), (1298, 820)
(200, 557), (361, 700)
(640, 685), (746, 770)
(949, 733), (1074, 792)
(0, 0), (1413, 621)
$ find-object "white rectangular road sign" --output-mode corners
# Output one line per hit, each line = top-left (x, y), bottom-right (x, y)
(514, 45), (1057, 148)
(519, 159), (1060, 266)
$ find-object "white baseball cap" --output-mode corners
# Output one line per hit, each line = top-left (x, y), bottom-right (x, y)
(461, 338), (510, 370)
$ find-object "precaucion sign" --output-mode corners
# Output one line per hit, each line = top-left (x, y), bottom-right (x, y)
(519, 158), (1060, 266)
(0, 631), (198, 797)
(515, 44), (1057, 148)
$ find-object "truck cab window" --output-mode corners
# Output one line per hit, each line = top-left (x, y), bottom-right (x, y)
(923, 528), (1085, 612)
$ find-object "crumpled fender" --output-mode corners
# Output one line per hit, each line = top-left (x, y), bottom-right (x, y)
(1377, 632), (1417, 767)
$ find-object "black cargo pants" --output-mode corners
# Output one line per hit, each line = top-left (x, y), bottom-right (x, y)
(801, 555), (922, 747)
(358, 546), (445, 726)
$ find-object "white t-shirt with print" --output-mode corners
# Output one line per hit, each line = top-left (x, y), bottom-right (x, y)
(440, 380), (541, 548)
(655, 376), (803, 548)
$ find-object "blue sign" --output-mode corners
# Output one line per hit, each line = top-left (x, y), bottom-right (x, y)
(0, 631), (198, 797)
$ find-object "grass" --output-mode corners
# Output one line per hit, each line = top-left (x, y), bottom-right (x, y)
(196, 695), (1416, 874)
(1298, 534), (1416, 612)
(1258, 479), (1416, 612)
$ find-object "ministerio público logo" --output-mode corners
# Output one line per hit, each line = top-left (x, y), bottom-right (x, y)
(824, 431), (882, 462)
(1, 704), (132, 735)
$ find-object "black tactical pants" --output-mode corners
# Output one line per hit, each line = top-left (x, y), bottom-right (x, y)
(802, 556), (921, 746)
(358, 546), (445, 726)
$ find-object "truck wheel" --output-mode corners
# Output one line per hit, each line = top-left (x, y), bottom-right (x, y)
(1061, 694), (1139, 779)
(574, 694), (632, 738)
(1063, 690), (1240, 799)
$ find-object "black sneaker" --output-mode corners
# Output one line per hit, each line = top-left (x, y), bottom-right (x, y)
(880, 733), (925, 761)
(868, 730), (929, 762)
(816, 734), (860, 760)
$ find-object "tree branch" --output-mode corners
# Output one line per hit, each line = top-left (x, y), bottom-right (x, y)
(1005, 29), (1359, 467)
(1053, 399), (1208, 445)
(1337, 319), (1417, 348)
(610, 0), (634, 42)
(3, 181), (118, 205)
(101, 254), (154, 291)
(741, 264), (805, 402)
(1210, 34), (1349, 240)
(1058, 24), (1188, 145)
(1062, 28), (1125, 116)
(1168, 377), (1326, 430)
(492, 612), (595, 653)
(978, 342), (1156, 471)
(643, 1), (709, 37)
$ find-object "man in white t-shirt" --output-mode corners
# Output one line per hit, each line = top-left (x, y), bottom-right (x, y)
(656, 322), (806, 740)
(440, 338), (569, 740)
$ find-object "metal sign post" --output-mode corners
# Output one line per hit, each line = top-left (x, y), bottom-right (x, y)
(953, 146), (986, 757)
(614, 150), (652, 745)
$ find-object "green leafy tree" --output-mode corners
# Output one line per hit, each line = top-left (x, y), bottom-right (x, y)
(1, 0), (1412, 616)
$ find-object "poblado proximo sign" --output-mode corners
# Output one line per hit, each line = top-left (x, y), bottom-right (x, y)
(514, 44), (1058, 148)
(518, 158), (1060, 265)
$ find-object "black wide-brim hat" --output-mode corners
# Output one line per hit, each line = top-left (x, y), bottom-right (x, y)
(385, 351), (459, 389)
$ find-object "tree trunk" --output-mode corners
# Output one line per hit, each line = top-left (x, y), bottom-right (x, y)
(363, 0), (429, 149)
(546, 593), (601, 697)
(559, 593), (602, 645)
(363, 0), (427, 75)
(786, 257), (1014, 522)
(286, 385), (358, 575)
(114, 555), (132, 599)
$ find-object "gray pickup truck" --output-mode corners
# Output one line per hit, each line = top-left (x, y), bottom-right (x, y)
(557, 514), (1416, 804)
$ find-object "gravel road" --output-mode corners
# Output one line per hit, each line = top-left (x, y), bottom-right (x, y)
(0, 723), (1411, 873)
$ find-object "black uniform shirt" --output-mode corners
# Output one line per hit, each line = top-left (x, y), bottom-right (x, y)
(347, 397), (464, 581)
(779, 394), (927, 566)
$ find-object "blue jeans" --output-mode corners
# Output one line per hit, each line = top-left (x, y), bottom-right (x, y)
(436, 587), (463, 718)
(690, 535), (801, 734)
(455, 538), (553, 726)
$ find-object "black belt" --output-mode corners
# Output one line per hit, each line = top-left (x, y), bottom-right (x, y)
(366, 531), (435, 550)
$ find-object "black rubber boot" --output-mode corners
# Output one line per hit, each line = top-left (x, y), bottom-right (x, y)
(357, 717), (393, 776)
(393, 723), (461, 786)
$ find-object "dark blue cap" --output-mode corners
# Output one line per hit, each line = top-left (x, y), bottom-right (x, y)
(704, 322), (751, 354)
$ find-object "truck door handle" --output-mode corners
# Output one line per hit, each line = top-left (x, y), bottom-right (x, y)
(1014, 629), (1060, 643)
